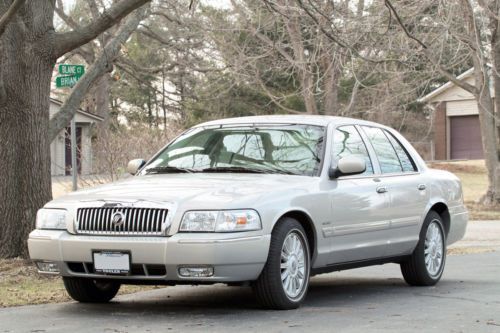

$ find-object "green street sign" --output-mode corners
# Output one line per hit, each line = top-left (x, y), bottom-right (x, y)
(56, 75), (81, 88)
(58, 64), (85, 76)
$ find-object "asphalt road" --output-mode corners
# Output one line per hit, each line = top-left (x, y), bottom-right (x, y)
(1, 249), (499, 333)
(2, 222), (499, 333)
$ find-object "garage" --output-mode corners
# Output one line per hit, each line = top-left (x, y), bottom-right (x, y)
(450, 115), (484, 160)
(418, 68), (489, 161)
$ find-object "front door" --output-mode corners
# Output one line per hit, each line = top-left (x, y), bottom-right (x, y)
(328, 125), (390, 264)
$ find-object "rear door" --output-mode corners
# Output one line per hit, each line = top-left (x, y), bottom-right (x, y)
(360, 126), (429, 256)
(328, 125), (391, 263)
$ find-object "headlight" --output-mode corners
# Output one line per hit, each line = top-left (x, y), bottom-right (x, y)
(36, 209), (67, 230)
(180, 210), (261, 232)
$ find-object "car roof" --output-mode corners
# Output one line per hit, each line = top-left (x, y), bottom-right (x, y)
(194, 115), (390, 129)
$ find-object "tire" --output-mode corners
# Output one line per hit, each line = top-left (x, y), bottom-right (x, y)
(401, 211), (446, 286)
(252, 217), (311, 310)
(63, 277), (121, 303)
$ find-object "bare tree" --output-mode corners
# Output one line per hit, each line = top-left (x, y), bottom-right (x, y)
(49, 6), (149, 141)
(384, 0), (500, 205)
(0, 0), (150, 258)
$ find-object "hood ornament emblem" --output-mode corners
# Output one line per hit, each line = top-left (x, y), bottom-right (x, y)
(111, 211), (126, 227)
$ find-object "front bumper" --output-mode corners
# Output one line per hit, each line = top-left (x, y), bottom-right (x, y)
(28, 230), (270, 282)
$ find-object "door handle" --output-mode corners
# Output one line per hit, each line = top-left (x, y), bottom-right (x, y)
(376, 186), (388, 194)
(418, 184), (427, 191)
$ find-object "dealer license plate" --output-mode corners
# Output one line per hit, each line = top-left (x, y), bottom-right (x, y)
(93, 251), (130, 274)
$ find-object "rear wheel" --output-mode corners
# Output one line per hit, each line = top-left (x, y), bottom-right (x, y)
(63, 277), (120, 303)
(252, 218), (310, 309)
(401, 211), (446, 286)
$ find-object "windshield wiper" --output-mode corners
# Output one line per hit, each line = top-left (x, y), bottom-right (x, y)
(200, 166), (298, 175)
(199, 166), (270, 174)
(145, 166), (195, 174)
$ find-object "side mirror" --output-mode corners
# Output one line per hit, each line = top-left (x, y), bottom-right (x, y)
(127, 159), (146, 175)
(329, 156), (366, 179)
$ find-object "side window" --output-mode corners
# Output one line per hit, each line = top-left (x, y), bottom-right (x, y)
(384, 131), (417, 172)
(333, 126), (373, 175)
(362, 126), (402, 174)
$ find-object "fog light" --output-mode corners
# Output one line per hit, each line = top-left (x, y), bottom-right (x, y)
(178, 266), (214, 277)
(36, 261), (60, 273)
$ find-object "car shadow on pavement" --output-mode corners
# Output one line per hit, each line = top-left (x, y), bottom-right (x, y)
(56, 274), (463, 317)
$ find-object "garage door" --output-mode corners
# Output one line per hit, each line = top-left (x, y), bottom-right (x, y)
(450, 115), (484, 159)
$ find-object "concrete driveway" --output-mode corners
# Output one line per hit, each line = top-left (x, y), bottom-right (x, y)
(1, 222), (499, 333)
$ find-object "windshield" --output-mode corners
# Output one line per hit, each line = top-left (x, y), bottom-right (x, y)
(142, 124), (325, 176)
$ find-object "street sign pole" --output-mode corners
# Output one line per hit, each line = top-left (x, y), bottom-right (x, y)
(71, 117), (78, 191)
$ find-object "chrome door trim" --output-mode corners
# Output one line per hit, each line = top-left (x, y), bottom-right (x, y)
(330, 220), (390, 236)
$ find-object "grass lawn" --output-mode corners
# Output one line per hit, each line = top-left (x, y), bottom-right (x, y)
(428, 160), (500, 220)
(0, 258), (158, 308)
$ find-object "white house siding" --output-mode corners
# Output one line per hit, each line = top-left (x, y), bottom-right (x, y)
(80, 125), (92, 175)
(48, 99), (102, 176)
(50, 132), (66, 176)
(435, 76), (477, 101)
(446, 100), (479, 116)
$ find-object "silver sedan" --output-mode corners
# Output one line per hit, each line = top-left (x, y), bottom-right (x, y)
(29, 115), (468, 309)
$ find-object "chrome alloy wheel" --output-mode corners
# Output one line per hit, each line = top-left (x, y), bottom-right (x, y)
(424, 220), (444, 276)
(280, 231), (306, 299)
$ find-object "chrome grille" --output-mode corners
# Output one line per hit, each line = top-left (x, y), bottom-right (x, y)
(76, 207), (168, 235)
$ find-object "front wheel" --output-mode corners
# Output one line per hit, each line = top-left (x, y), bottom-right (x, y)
(63, 277), (120, 303)
(401, 211), (446, 286)
(252, 218), (310, 309)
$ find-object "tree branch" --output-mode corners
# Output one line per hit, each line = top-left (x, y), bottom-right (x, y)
(0, 0), (25, 36)
(49, 6), (149, 140)
(85, 0), (101, 20)
(383, 0), (427, 49)
(55, 0), (81, 31)
(384, 0), (478, 95)
(54, 0), (150, 58)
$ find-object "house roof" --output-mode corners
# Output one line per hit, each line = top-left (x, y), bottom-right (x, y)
(417, 68), (474, 103)
(50, 98), (104, 122)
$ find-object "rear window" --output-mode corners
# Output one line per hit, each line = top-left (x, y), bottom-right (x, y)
(362, 126), (403, 174)
(384, 131), (417, 172)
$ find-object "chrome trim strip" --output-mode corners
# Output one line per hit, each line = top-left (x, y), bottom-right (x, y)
(332, 221), (390, 236)
(390, 216), (420, 229)
(177, 235), (264, 244)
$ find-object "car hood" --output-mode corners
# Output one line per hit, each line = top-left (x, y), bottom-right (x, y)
(47, 173), (319, 209)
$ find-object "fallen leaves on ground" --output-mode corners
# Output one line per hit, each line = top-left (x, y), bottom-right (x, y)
(447, 247), (495, 256)
(0, 259), (158, 308)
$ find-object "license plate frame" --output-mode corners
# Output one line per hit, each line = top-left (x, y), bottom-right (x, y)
(92, 250), (131, 275)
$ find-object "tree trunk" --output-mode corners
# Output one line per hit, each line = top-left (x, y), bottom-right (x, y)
(320, 55), (340, 115)
(0, 1), (54, 258)
(317, 1), (339, 115)
(282, 3), (318, 115)
(82, 73), (111, 137)
(95, 74), (111, 134)
(0, 0), (149, 258)
(475, 79), (499, 205)
(484, 12), (500, 205)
